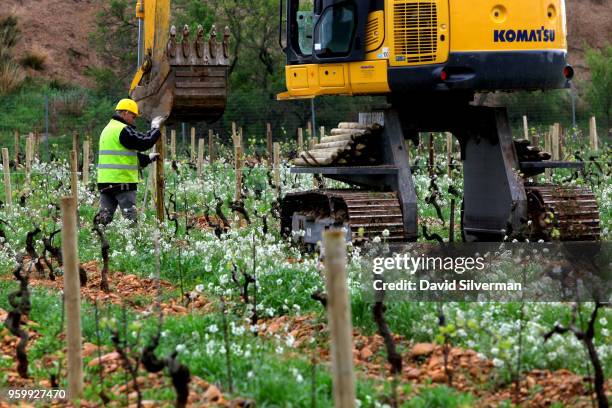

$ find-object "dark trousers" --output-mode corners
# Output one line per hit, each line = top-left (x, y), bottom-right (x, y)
(95, 190), (137, 225)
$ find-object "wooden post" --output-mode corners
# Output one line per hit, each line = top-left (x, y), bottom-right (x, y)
(2, 148), (12, 209)
(190, 127), (196, 162)
(155, 137), (165, 222)
(551, 123), (561, 160)
(61, 196), (83, 400)
(234, 144), (243, 202)
(208, 129), (215, 164)
(239, 127), (243, 149)
(13, 130), (19, 168)
(70, 150), (78, 200)
(170, 129), (176, 160)
(25, 135), (32, 185)
(446, 132), (453, 178)
(320, 126), (325, 139)
(428, 133), (434, 176)
(82, 141), (90, 186)
(232, 122), (237, 144)
(307, 121), (312, 139)
(273, 142), (281, 198)
(449, 198), (456, 243)
(161, 126), (167, 147)
(589, 116), (599, 152)
(323, 229), (356, 408)
(197, 138), (204, 178)
(545, 127), (553, 181)
(523, 115), (529, 141)
(266, 123), (273, 166)
(149, 161), (157, 209)
(297, 128), (304, 152)
(72, 131), (79, 166)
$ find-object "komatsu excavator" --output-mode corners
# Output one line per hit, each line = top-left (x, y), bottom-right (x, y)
(278, 0), (600, 243)
(128, 0), (230, 123)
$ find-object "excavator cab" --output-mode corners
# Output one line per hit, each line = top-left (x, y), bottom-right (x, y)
(129, 0), (229, 124)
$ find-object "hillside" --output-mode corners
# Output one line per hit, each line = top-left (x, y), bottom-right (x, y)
(3, 0), (612, 87)
(5, 0), (102, 86)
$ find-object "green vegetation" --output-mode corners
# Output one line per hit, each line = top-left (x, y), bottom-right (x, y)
(585, 44), (612, 130)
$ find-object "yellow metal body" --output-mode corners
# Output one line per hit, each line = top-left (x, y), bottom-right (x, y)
(279, 0), (567, 100)
(129, 0), (170, 94)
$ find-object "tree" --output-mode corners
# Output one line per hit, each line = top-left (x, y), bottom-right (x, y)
(584, 44), (612, 130)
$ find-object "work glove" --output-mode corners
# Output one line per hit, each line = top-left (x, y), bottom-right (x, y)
(149, 153), (160, 162)
(151, 116), (165, 130)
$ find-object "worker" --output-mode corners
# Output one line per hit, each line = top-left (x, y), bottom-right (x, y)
(94, 98), (165, 225)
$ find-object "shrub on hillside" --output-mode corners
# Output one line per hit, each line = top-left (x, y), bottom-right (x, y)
(0, 61), (25, 95)
(20, 50), (46, 71)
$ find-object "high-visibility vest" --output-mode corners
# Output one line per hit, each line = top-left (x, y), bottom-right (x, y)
(97, 119), (139, 183)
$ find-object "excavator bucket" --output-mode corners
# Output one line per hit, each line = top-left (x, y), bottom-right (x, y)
(130, 24), (230, 124)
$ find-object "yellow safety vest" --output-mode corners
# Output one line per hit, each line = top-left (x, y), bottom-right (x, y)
(97, 119), (139, 183)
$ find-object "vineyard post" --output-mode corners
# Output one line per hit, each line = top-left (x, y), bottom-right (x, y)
(552, 123), (561, 161)
(589, 116), (598, 152)
(190, 127), (196, 162)
(155, 134), (165, 222)
(449, 198), (456, 242)
(70, 150), (78, 201)
(307, 120), (313, 140)
(523, 115), (529, 141)
(266, 123), (273, 167)
(319, 125), (325, 143)
(297, 128), (303, 152)
(446, 132), (453, 178)
(25, 135), (32, 185)
(13, 130), (19, 168)
(2, 148), (12, 209)
(208, 129), (215, 164)
(72, 131), (79, 166)
(232, 122), (237, 144)
(428, 133), (435, 177)
(161, 126), (167, 147)
(273, 142), (281, 198)
(61, 196), (83, 399)
(234, 141), (243, 203)
(197, 138), (204, 178)
(82, 141), (90, 186)
(170, 129), (176, 160)
(323, 229), (356, 408)
(545, 126), (553, 181)
(239, 127), (243, 149)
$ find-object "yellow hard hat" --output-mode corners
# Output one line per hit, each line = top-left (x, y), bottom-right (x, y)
(115, 98), (139, 116)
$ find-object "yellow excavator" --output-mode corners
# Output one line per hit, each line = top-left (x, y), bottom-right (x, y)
(128, 0), (230, 123)
(278, 0), (600, 243)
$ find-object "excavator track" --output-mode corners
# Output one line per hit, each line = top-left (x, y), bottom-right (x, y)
(281, 190), (406, 244)
(525, 184), (601, 241)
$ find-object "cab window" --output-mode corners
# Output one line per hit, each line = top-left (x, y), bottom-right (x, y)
(295, 0), (314, 55)
(314, 1), (356, 58)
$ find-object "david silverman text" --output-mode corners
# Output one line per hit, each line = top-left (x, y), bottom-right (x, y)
(373, 279), (522, 291)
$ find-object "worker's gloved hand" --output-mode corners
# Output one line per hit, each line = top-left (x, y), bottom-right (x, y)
(148, 153), (160, 162)
(151, 116), (165, 130)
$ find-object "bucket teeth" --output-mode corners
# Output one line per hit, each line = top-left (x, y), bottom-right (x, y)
(181, 24), (191, 58)
(196, 25), (205, 58)
(167, 25), (177, 58)
(164, 23), (228, 66)
(223, 26), (230, 58)
(209, 25), (217, 59)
